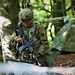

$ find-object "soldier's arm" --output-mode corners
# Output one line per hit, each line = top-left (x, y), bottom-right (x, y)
(9, 32), (19, 49)
(38, 26), (49, 55)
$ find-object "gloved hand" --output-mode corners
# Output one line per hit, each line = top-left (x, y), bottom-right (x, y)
(34, 51), (41, 57)
(16, 37), (24, 44)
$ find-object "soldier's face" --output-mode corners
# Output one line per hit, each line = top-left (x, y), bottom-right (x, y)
(24, 18), (33, 27)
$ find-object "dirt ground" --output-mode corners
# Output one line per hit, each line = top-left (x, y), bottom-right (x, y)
(54, 52), (75, 67)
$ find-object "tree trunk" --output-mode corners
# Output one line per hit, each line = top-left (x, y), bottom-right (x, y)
(0, 0), (20, 28)
(71, 0), (75, 24)
(0, 61), (74, 75)
(0, 0), (20, 62)
(51, 0), (66, 34)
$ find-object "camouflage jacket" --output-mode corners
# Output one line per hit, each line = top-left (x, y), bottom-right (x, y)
(9, 22), (49, 56)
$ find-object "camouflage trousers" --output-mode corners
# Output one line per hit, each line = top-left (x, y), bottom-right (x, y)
(16, 50), (54, 67)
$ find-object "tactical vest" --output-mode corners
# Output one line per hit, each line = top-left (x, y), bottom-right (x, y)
(17, 22), (41, 50)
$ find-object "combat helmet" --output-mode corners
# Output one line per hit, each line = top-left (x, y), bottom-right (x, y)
(19, 8), (33, 21)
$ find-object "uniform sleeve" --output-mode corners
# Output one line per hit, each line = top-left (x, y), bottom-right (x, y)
(10, 32), (19, 40)
(38, 26), (49, 55)
(9, 31), (19, 50)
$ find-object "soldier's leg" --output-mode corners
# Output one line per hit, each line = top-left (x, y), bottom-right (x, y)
(44, 54), (54, 67)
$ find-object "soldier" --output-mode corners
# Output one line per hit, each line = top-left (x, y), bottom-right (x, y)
(9, 8), (54, 67)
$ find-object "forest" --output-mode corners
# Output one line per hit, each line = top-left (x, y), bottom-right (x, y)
(0, 0), (75, 75)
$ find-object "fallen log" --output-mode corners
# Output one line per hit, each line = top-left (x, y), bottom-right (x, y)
(0, 61), (75, 75)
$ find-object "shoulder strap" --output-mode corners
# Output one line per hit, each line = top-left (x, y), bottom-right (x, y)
(17, 21), (23, 28)
(29, 22), (36, 38)
(15, 21), (23, 36)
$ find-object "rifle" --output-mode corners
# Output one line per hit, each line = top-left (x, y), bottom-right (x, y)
(15, 23), (41, 66)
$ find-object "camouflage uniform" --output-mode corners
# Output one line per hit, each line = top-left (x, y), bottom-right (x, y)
(9, 8), (54, 67)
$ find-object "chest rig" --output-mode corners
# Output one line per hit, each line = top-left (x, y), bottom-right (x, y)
(16, 22), (41, 66)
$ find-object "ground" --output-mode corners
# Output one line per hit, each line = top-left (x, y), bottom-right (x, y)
(54, 52), (75, 67)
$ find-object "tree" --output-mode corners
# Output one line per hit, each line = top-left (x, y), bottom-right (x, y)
(0, 0), (20, 28)
(51, 0), (66, 34)
(0, 0), (20, 62)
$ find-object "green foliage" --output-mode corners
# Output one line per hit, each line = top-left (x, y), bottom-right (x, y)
(66, 0), (71, 9)
(43, 0), (50, 4)
(66, 0), (73, 20)
(34, 9), (50, 21)
(18, 0), (22, 9)
(47, 24), (55, 46)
